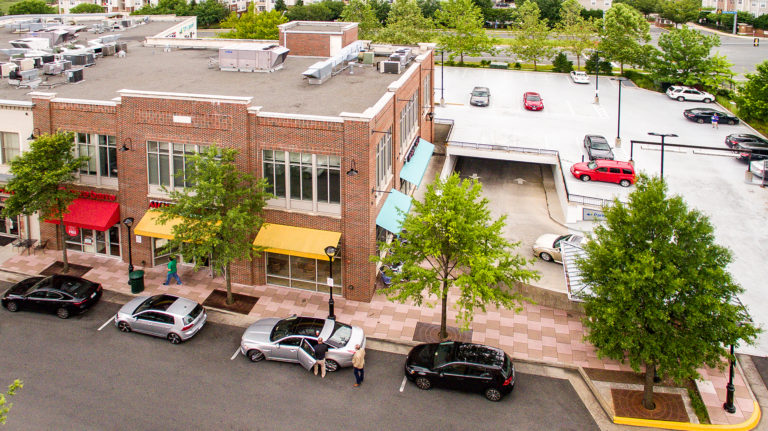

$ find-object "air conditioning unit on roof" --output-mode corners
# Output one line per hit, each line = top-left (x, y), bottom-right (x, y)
(379, 61), (401, 74)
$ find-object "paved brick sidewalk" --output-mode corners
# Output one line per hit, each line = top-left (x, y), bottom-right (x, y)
(1, 250), (756, 426)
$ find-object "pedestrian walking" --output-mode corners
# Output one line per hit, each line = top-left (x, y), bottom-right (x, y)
(352, 344), (365, 387)
(712, 113), (719, 129)
(313, 337), (329, 378)
(163, 256), (182, 285)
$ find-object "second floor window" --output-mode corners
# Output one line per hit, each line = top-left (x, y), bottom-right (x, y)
(263, 150), (341, 213)
(76, 133), (117, 178)
(0, 132), (20, 164)
(399, 92), (418, 155)
(375, 129), (392, 189)
(147, 141), (208, 190)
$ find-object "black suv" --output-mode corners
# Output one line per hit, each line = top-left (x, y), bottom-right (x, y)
(404, 341), (516, 401)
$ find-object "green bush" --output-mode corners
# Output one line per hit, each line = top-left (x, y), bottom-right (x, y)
(623, 70), (657, 91)
(585, 52), (612, 75)
(513, 62), (522, 70)
(480, 59), (491, 67)
(688, 387), (710, 424)
(551, 52), (573, 73)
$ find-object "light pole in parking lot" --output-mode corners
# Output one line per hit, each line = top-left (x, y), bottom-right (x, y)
(648, 132), (677, 181)
(440, 49), (445, 107)
(593, 50), (599, 104)
(611, 77), (629, 148)
(324, 245), (338, 320)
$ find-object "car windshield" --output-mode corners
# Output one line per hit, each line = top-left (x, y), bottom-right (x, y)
(53, 276), (94, 298)
(182, 304), (203, 325)
(325, 321), (353, 348)
(587, 161), (597, 169)
(472, 89), (489, 97)
(134, 294), (177, 314)
(591, 140), (610, 150)
(526, 94), (541, 101)
(433, 341), (455, 368)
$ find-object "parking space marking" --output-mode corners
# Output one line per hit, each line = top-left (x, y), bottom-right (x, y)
(230, 348), (240, 360)
(592, 104), (609, 119)
(97, 316), (115, 331)
(399, 376), (407, 392)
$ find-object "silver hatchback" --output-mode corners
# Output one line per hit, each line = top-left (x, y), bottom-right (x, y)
(115, 294), (207, 344)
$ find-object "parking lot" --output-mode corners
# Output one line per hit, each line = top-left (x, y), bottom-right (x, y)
(434, 66), (768, 355)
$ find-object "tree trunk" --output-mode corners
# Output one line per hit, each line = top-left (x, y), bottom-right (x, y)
(59, 219), (69, 273)
(440, 278), (448, 340)
(576, 54), (581, 70)
(620, 62), (624, 75)
(533, 60), (537, 71)
(224, 263), (234, 305)
(642, 360), (656, 410)
(460, 52), (464, 64)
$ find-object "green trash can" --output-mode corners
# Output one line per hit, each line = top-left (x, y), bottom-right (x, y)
(129, 270), (145, 294)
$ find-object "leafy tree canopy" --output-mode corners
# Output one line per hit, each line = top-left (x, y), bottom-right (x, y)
(418, 0), (441, 18)
(737, 60), (768, 122)
(134, 0), (191, 15)
(193, 0), (231, 27)
(507, 0), (555, 70)
(614, 0), (659, 17)
(529, 0), (563, 25)
(557, 0), (598, 70)
(274, 0), (287, 11)
(0, 380), (23, 425)
(286, 1), (344, 21)
(659, 0), (699, 26)
(69, 3), (104, 13)
(219, 6), (287, 39)
(375, 0), (434, 44)
(341, 0), (381, 40)
(599, 3), (650, 73)
(9, 0), (56, 14)
(369, 0), (392, 24)
(436, 0), (496, 63)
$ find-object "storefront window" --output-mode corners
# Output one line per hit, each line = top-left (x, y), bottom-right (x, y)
(65, 224), (121, 256)
(0, 132), (20, 164)
(0, 205), (19, 237)
(265, 252), (342, 294)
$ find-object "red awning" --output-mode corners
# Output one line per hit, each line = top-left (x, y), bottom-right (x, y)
(47, 198), (120, 231)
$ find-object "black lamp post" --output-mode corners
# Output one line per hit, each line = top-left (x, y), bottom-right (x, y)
(123, 217), (134, 273)
(594, 50), (600, 104)
(324, 245), (338, 320)
(611, 77), (629, 148)
(724, 343), (737, 413)
(440, 49), (445, 107)
(648, 132), (678, 180)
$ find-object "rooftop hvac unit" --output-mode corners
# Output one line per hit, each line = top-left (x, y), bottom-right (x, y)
(121, 20), (132, 28)
(218, 44), (289, 73)
(102, 45), (116, 56)
(0, 63), (18, 78)
(362, 52), (375, 65)
(19, 69), (40, 82)
(302, 59), (333, 84)
(64, 54), (94, 67)
(67, 68), (83, 83)
(43, 61), (65, 75)
(42, 55), (55, 63)
(62, 60), (72, 71)
(379, 61), (401, 74)
(116, 42), (128, 53)
(15, 58), (35, 71)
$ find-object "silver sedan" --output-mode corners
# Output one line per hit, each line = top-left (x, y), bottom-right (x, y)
(114, 294), (207, 344)
(240, 315), (366, 372)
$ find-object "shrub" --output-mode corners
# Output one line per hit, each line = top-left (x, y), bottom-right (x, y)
(513, 62), (522, 69)
(551, 52), (573, 73)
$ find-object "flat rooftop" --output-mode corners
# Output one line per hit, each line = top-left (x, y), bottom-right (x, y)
(0, 20), (402, 116)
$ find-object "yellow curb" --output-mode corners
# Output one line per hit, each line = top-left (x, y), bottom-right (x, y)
(614, 400), (761, 430)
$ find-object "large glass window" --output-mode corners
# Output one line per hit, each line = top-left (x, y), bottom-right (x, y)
(316, 155), (340, 204)
(265, 252), (342, 294)
(0, 132), (20, 164)
(422, 74), (431, 115)
(263, 150), (341, 213)
(76, 133), (117, 178)
(147, 141), (208, 190)
(263, 149), (286, 198)
(289, 152), (313, 201)
(64, 224), (120, 257)
(375, 129), (392, 189)
(399, 93), (418, 154)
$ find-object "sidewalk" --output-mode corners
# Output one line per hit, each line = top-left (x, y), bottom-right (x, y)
(0, 247), (759, 429)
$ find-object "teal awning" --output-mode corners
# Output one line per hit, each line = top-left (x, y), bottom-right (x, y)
(375, 189), (412, 235)
(400, 138), (435, 188)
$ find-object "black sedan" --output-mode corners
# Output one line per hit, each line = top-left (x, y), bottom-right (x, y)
(725, 134), (768, 160)
(1, 275), (102, 319)
(404, 341), (516, 401)
(583, 134), (614, 160)
(683, 108), (739, 125)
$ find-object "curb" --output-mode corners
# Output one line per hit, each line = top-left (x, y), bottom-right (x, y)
(614, 401), (761, 431)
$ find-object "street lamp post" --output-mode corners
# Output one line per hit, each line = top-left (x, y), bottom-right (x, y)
(594, 50), (600, 104)
(440, 50), (445, 107)
(648, 132), (678, 180)
(324, 245), (338, 320)
(123, 217), (134, 273)
(611, 77), (629, 148)
(724, 343), (737, 413)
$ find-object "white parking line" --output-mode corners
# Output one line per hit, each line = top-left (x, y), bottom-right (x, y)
(97, 316), (115, 331)
(399, 376), (407, 392)
(230, 348), (240, 360)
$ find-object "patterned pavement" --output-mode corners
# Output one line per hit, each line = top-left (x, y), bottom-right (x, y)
(1, 249), (756, 426)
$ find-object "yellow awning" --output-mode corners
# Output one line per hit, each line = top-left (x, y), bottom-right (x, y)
(133, 210), (185, 240)
(253, 223), (341, 260)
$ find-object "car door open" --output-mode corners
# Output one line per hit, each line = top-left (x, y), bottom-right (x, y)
(297, 338), (317, 370)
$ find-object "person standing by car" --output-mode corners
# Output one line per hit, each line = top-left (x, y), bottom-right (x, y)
(163, 256), (182, 286)
(352, 344), (365, 387)
(313, 337), (329, 378)
(712, 112), (719, 129)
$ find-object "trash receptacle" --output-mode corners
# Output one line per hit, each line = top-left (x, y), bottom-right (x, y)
(128, 270), (144, 294)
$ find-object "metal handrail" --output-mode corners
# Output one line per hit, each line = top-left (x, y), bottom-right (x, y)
(448, 141), (560, 155)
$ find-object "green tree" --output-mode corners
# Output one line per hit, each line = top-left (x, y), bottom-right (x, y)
(69, 3), (104, 13)
(0, 380), (23, 425)
(156, 147), (271, 305)
(275, 0), (287, 11)
(369, 0), (392, 24)
(737, 60), (768, 122)
(435, 0), (496, 63)
(376, 174), (539, 339)
(341, 0), (381, 39)
(287, 3), (336, 21)
(557, 0), (598, 70)
(193, 0), (230, 27)
(9, 0), (56, 14)
(321, 0), (345, 19)
(648, 26), (733, 91)
(418, 0), (441, 18)
(551, 51), (573, 72)
(375, 0), (434, 44)
(615, 0), (659, 18)
(578, 176), (760, 410)
(3, 132), (87, 273)
(134, 0), (191, 15)
(585, 50), (613, 74)
(659, 0), (699, 27)
(219, 6), (288, 39)
(508, 1), (554, 70)
(599, 3), (650, 73)
(530, 0), (563, 24)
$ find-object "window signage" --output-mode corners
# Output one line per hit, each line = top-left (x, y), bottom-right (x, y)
(66, 225), (79, 236)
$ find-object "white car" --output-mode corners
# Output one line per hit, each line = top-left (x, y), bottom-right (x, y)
(570, 71), (590, 84)
(666, 86), (714, 103)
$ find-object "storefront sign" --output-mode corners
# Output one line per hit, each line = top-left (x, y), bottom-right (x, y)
(583, 208), (606, 221)
(149, 200), (173, 209)
(66, 225), (79, 236)
(69, 190), (117, 201)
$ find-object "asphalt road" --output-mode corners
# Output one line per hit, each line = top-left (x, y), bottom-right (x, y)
(0, 299), (598, 431)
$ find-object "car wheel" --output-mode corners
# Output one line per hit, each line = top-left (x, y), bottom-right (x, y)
(677, 96), (685, 102)
(415, 377), (432, 390)
(247, 349), (265, 362)
(485, 387), (503, 402)
(167, 333), (182, 344)
(619, 179), (631, 187)
(703, 98), (711, 103)
(325, 359), (340, 372)
(539, 252), (553, 262)
(697, 118), (704, 124)
(56, 307), (70, 319)
(5, 301), (18, 312)
(580, 175), (591, 182)
(117, 321), (131, 332)
(729, 120), (736, 125)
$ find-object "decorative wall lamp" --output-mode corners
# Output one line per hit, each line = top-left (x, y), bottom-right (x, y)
(119, 138), (133, 152)
(346, 160), (358, 177)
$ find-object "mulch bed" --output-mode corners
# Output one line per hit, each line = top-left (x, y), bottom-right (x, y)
(202, 289), (258, 315)
(0, 236), (17, 246)
(611, 388), (689, 422)
(40, 262), (92, 277)
(413, 321), (473, 343)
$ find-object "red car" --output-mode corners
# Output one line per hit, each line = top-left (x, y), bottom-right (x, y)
(523, 92), (543, 111)
(570, 160), (636, 187)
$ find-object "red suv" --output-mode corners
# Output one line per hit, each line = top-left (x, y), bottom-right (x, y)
(570, 160), (636, 187)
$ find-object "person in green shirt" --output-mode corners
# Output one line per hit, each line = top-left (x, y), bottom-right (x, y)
(163, 256), (182, 285)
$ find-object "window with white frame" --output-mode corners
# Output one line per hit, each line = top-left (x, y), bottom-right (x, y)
(0, 132), (20, 164)
(76, 133), (117, 181)
(375, 128), (392, 189)
(147, 141), (208, 191)
(422, 74), (431, 115)
(399, 92), (418, 155)
(289, 152), (313, 202)
(316, 154), (341, 205)
(263, 150), (341, 213)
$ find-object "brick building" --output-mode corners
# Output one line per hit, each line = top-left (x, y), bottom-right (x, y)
(9, 22), (435, 303)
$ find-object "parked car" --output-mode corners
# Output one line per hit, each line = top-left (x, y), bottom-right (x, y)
(523, 91), (543, 110)
(725, 134), (768, 160)
(570, 70), (590, 84)
(583, 134), (614, 160)
(115, 294), (207, 344)
(683, 108), (739, 125)
(1, 275), (102, 319)
(666, 86), (714, 103)
(532, 233), (585, 263)
(404, 341), (516, 401)
(240, 315), (366, 372)
(570, 159), (636, 187)
(469, 86), (490, 107)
